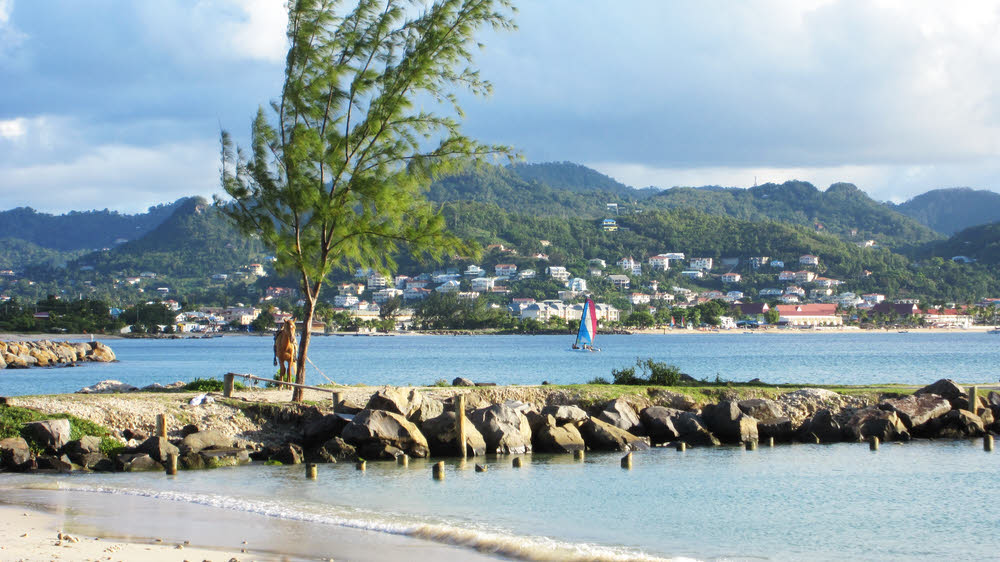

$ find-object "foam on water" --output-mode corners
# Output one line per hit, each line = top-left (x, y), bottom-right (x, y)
(30, 481), (681, 562)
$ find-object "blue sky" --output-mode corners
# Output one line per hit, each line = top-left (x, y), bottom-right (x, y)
(2, 0), (1000, 212)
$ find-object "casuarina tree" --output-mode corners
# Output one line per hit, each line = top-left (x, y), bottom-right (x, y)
(219, 0), (515, 401)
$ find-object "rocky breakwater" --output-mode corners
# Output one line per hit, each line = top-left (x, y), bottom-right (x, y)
(0, 340), (116, 369)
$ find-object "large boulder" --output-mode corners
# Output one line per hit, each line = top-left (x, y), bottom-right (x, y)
(648, 389), (698, 410)
(468, 404), (533, 454)
(844, 408), (909, 442)
(0, 437), (32, 470)
(738, 399), (783, 421)
(366, 387), (419, 417)
(933, 410), (986, 438)
(76, 380), (138, 394)
(539, 405), (589, 425)
(269, 443), (304, 465)
(640, 407), (680, 445)
(78, 452), (115, 472)
(534, 417), (586, 453)
(117, 453), (163, 472)
(878, 395), (952, 429)
(408, 396), (445, 426)
(318, 436), (357, 461)
(579, 418), (649, 452)
(914, 379), (966, 408)
(23, 419), (71, 451)
(421, 411), (487, 457)
(179, 430), (233, 455)
(702, 401), (759, 444)
(136, 436), (180, 463)
(301, 414), (350, 448)
(596, 399), (643, 435)
(200, 447), (251, 469)
(756, 417), (794, 443)
(670, 410), (720, 447)
(342, 409), (430, 459)
(452, 377), (475, 387)
(778, 389), (850, 427)
(799, 409), (844, 443)
(64, 436), (102, 458)
(86, 341), (116, 362)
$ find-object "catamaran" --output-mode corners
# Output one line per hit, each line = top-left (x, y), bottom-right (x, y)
(571, 299), (600, 351)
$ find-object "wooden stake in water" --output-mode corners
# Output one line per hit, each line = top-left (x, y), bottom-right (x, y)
(573, 449), (585, 460)
(676, 442), (686, 452)
(355, 460), (366, 471)
(768, 437), (775, 447)
(155, 414), (167, 439)
(985, 435), (994, 452)
(165, 453), (178, 475)
(475, 463), (487, 472)
(433, 461), (445, 480)
(620, 452), (632, 469)
(512, 457), (523, 468)
(306, 463), (317, 479)
(869, 436), (879, 451)
(745, 440), (757, 451)
(456, 395), (467, 459)
(396, 454), (409, 467)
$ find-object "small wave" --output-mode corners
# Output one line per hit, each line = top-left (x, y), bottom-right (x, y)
(43, 482), (687, 562)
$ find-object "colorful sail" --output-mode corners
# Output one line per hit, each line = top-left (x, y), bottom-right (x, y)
(575, 299), (598, 347)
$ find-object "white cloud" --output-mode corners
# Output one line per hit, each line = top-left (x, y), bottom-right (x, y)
(0, 117), (25, 139)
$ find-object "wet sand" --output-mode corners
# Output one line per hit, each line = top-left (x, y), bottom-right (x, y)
(1, 487), (504, 561)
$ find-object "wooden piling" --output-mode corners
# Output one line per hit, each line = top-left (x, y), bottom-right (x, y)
(768, 437), (774, 447)
(223, 373), (235, 398)
(969, 386), (979, 413)
(432, 461), (445, 480)
(620, 452), (632, 469)
(456, 395), (467, 459)
(512, 457), (523, 468)
(573, 449), (585, 460)
(475, 463), (487, 472)
(745, 439), (757, 451)
(869, 436), (879, 451)
(332, 391), (343, 411)
(985, 435), (994, 452)
(396, 454), (409, 467)
(165, 453), (178, 475)
(355, 460), (366, 471)
(306, 463), (317, 479)
(155, 414), (167, 439)
(675, 442), (686, 452)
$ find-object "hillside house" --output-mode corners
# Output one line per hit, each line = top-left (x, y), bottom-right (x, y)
(403, 287), (431, 301)
(799, 255), (820, 266)
(435, 280), (461, 293)
(776, 303), (842, 326)
(759, 288), (783, 297)
(770, 260), (785, 269)
(648, 252), (685, 271)
(608, 274), (631, 290)
(532, 253), (549, 261)
(602, 219), (618, 232)
(367, 274), (389, 290)
(589, 258), (607, 268)
(334, 294), (360, 307)
(921, 308), (973, 329)
(617, 257), (642, 275)
(726, 291), (745, 301)
(862, 293), (885, 304)
(373, 288), (403, 303)
(546, 266), (570, 282)
(748, 256), (770, 269)
(814, 277), (840, 288)
(689, 257), (713, 271)
(721, 273), (742, 284)
(569, 278), (588, 292)
(630, 293), (651, 305)
(518, 269), (536, 280)
(784, 286), (806, 297)
(211, 273), (228, 281)
(471, 277), (496, 292)
(464, 265), (484, 277)
(495, 264), (518, 277)
(778, 271), (797, 282)
(794, 271), (817, 283)
(680, 270), (703, 279)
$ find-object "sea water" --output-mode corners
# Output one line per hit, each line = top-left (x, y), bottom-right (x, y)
(2, 331), (1000, 396)
(1, 440), (998, 560)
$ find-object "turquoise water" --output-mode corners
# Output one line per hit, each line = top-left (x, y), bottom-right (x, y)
(3, 332), (1000, 396)
(2, 441), (998, 560)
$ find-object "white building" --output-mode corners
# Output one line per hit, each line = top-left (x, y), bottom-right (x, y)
(680, 270), (703, 279)
(648, 252), (685, 271)
(372, 288), (403, 304)
(800, 255), (820, 266)
(546, 266), (570, 282)
(568, 277), (588, 292)
(367, 273), (389, 290)
(617, 257), (642, 276)
(464, 265), (484, 277)
(471, 277), (496, 292)
(689, 257), (713, 271)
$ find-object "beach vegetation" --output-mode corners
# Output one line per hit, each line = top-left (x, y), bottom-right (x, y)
(183, 378), (247, 392)
(0, 405), (123, 456)
(610, 358), (683, 386)
(218, 0), (515, 400)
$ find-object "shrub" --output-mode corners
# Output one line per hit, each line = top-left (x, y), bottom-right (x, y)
(607, 358), (683, 386)
(183, 377), (247, 392)
(587, 376), (611, 385)
(432, 379), (450, 387)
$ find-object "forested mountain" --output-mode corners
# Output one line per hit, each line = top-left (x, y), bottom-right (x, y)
(891, 188), (1000, 235)
(642, 181), (941, 251)
(923, 222), (1000, 264)
(0, 238), (85, 270)
(0, 200), (184, 251)
(507, 161), (643, 198)
(69, 197), (267, 277)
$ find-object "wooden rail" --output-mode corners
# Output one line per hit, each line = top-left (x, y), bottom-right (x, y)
(223, 372), (342, 405)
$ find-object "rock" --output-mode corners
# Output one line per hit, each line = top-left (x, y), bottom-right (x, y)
(737, 398), (783, 421)
(301, 414), (349, 448)
(756, 417), (794, 442)
(179, 430), (233, 455)
(452, 377), (475, 387)
(136, 436), (180, 463)
(200, 447), (251, 468)
(366, 387), (418, 417)
(36, 454), (73, 473)
(596, 399), (643, 434)
(121, 429), (147, 442)
(270, 443), (304, 465)
(915, 379), (968, 408)
(701, 401), (759, 444)
(334, 397), (365, 415)
(319, 437), (357, 461)
(844, 408), (909, 442)
(778, 388), (851, 427)
(647, 389), (697, 410)
(86, 341), (117, 362)
(934, 410), (986, 438)
(140, 381), (186, 392)
(76, 380), (138, 394)
(878, 394), (952, 429)
(23, 419), (71, 451)
(468, 404), (533, 454)
(639, 407), (680, 445)
(180, 424), (200, 437)
(78, 452), (114, 472)
(64, 436), (102, 458)
(539, 405), (589, 425)
(579, 418), (649, 452)
(342, 409), (430, 459)
(180, 452), (206, 470)
(0, 437), (32, 470)
(408, 396), (445, 426)
(117, 453), (163, 472)
(421, 411), (487, 457)
(534, 421), (586, 453)
(798, 409), (843, 443)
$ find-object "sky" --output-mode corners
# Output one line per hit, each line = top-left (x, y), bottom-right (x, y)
(2, 0), (1000, 213)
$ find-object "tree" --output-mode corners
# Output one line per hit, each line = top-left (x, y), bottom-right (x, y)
(220, 0), (515, 401)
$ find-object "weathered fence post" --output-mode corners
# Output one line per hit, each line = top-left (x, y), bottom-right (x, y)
(869, 436), (879, 451)
(985, 435), (994, 452)
(165, 453), (178, 475)
(223, 373), (235, 398)
(355, 460), (366, 471)
(332, 391), (342, 411)
(432, 461), (445, 480)
(745, 439), (757, 451)
(512, 457), (523, 468)
(969, 386), (978, 412)
(768, 437), (775, 447)
(396, 453), (409, 467)
(620, 452), (632, 469)
(155, 414), (167, 439)
(573, 449), (585, 460)
(675, 442), (686, 452)
(456, 395), (467, 458)
(306, 463), (318, 479)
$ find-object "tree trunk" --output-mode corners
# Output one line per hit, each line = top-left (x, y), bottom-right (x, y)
(292, 295), (316, 403)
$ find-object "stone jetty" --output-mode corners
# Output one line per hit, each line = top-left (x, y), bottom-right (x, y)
(0, 340), (116, 369)
(1, 378), (997, 474)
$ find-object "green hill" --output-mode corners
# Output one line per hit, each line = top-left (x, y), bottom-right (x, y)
(0, 201), (183, 251)
(924, 222), (1000, 264)
(891, 187), (1000, 235)
(508, 161), (642, 197)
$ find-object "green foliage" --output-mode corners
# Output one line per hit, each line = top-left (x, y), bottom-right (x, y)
(0, 202), (181, 252)
(586, 376), (611, 385)
(0, 296), (124, 334)
(611, 358), (683, 386)
(183, 378), (247, 392)
(432, 379), (450, 387)
(892, 187), (1000, 235)
(0, 405), (122, 455)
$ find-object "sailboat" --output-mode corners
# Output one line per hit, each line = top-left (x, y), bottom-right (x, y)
(571, 299), (600, 351)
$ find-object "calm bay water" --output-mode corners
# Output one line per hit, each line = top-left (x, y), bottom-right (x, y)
(3, 331), (1000, 396)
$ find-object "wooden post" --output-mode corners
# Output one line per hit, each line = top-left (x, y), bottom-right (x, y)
(223, 373), (235, 398)
(306, 463), (317, 479)
(332, 391), (343, 411)
(512, 457), (523, 468)
(969, 386), (978, 413)
(155, 414), (167, 439)
(396, 453), (409, 467)
(432, 461), (445, 480)
(869, 436), (879, 451)
(985, 435), (994, 452)
(620, 452), (632, 469)
(475, 463), (487, 472)
(573, 449), (585, 460)
(768, 437), (774, 447)
(675, 442), (686, 452)
(355, 460), (366, 471)
(811, 433), (821, 444)
(456, 395), (467, 459)
(165, 453), (178, 475)
(745, 440), (757, 451)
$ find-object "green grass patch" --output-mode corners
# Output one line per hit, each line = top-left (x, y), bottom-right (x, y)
(0, 405), (123, 455)
(183, 377), (247, 392)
